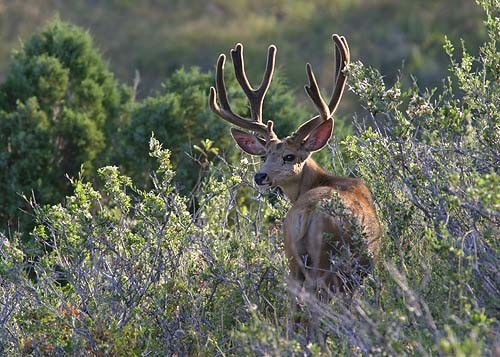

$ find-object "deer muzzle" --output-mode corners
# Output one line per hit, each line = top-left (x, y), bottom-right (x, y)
(254, 172), (269, 186)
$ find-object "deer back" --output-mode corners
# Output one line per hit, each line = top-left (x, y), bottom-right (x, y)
(283, 176), (381, 293)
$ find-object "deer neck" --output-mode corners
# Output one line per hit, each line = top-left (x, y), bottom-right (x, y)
(279, 158), (329, 203)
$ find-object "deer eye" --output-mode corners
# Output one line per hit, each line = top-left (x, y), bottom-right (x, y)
(283, 154), (296, 162)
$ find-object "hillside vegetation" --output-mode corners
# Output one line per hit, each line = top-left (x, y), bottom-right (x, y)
(0, 0), (486, 103)
(0, 0), (499, 355)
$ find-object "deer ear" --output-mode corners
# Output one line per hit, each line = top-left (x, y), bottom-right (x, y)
(302, 118), (333, 152)
(231, 128), (267, 156)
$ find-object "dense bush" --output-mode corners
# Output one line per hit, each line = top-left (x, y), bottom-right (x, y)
(1, 1), (498, 355)
(0, 137), (289, 354)
(339, 0), (499, 352)
(0, 20), (130, 233)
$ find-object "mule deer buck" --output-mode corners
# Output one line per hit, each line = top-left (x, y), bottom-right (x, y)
(209, 35), (381, 302)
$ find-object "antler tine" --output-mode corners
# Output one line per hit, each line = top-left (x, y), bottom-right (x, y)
(209, 53), (269, 138)
(231, 43), (276, 124)
(291, 34), (350, 143)
(305, 62), (331, 121)
(329, 34), (350, 114)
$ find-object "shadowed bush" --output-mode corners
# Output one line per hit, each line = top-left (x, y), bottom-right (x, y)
(0, 20), (130, 233)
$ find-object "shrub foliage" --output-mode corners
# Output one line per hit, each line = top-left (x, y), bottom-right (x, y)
(0, 21), (129, 232)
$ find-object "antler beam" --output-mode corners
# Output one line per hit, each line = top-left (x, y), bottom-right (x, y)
(209, 43), (278, 140)
(292, 34), (350, 142)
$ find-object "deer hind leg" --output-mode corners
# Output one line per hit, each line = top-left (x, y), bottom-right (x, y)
(285, 211), (331, 337)
(284, 212), (311, 323)
(286, 251), (321, 336)
(302, 214), (343, 344)
(295, 236), (324, 343)
(286, 253), (307, 331)
(287, 258), (323, 343)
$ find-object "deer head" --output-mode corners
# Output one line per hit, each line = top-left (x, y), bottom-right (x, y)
(209, 35), (350, 198)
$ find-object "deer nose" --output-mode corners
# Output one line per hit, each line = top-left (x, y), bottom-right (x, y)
(254, 173), (268, 185)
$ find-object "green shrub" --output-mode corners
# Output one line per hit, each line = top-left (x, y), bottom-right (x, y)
(338, 0), (499, 353)
(0, 20), (130, 233)
(0, 136), (289, 355)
